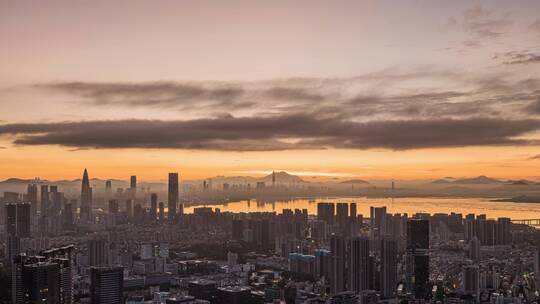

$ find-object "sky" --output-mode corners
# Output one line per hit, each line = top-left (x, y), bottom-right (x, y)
(1, 0), (540, 181)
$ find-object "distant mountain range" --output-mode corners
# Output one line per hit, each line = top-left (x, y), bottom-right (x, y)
(339, 179), (370, 184)
(431, 175), (502, 185)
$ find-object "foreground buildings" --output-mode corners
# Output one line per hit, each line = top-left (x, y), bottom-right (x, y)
(0, 169), (539, 303)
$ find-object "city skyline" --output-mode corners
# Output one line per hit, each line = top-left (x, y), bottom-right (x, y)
(1, 1), (540, 180)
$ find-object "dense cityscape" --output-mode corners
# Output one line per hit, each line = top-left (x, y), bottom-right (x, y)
(1, 169), (540, 304)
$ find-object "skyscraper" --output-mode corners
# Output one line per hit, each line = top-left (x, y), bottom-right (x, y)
(5, 203), (31, 238)
(22, 262), (61, 303)
(27, 183), (38, 217)
(130, 175), (137, 199)
(168, 172), (179, 221)
(380, 238), (398, 298)
(150, 193), (158, 221)
(330, 234), (347, 294)
(80, 168), (93, 221)
(158, 202), (165, 222)
(406, 219), (430, 299)
(40, 184), (49, 217)
(349, 236), (370, 292)
(88, 238), (107, 266)
(90, 266), (124, 304)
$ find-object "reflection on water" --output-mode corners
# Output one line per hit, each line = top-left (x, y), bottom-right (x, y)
(185, 197), (540, 220)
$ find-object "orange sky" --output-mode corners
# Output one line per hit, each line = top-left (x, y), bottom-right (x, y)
(1, 1), (540, 181)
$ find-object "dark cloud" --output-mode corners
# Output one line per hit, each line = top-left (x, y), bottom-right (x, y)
(40, 81), (248, 110)
(1, 116), (539, 151)
(496, 51), (540, 65)
(524, 100), (540, 114)
(34, 72), (540, 123)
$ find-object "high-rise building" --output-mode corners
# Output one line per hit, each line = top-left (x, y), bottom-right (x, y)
(88, 238), (107, 266)
(108, 200), (119, 214)
(406, 219), (430, 299)
(150, 193), (158, 221)
(380, 238), (398, 298)
(90, 266), (124, 304)
(63, 202), (74, 231)
(370, 206), (387, 238)
(22, 262), (61, 303)
(16, 203), (31, 238)
(27, 183), (38, 217)
(105, 180), (112, 203)
(168, 173), (179, 221)
(12, 250), (73, 304)
(5, 203), (17, 236)
(125, 199), (133, 219)
(407, 219), (429, 252)
(80, 168), (93, 221)
(462, 265), (480, 300)
(158, 202), (165, 222)
(496, 217), (511, 245)
(5, 203), (31, 238)
(40, 185), (49, 217)
(130, 175), (137, 198)
(349, 236), (370, 292)
(469, 236), (481, 262)
(330, 234), (347, 294)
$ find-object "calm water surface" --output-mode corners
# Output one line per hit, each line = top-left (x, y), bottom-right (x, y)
(185, 197), (540, 220)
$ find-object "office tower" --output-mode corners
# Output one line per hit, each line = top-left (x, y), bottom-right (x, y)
(5, 235), (20, 265)
(109, 200), (119, 214)
(80, 168), (93, 221)
(130, 175), (137, 199)
(350, 236), (370, 292)
(350, 203), (357, 219)
(150, 193), (158, 221)
(315, 249), (331, 279)
(158, 202), (165, 222)
(406, 219), (430, 299)
(22, 261), (61, 303)
(168, 173), (179, 221)
(27, 183), (38, 217)
(125, 199), (133, 219)
(232, 219), (244, 240)
(370, 206), (387, 238)
(462, 265), (480, 301)
(90, 266), (124, 304)
(336, 203), (348, 232)
(407, 219), (429, 252)
(412, 254), (429, 299)
(88, 238), (107, 266)
(105, 180), (112, 203)
(330, 234), (347, 294)
(51, 191), (63, 217)
(63, 202), (74, 231)
(5, 203), (31, 238)
(5, 203), (17, 236)
(40, 185), (49, 216)
(16, 203), (31, 238)
(380, 238), (398, 298)
(317, 202), (335, 224)
(485, 219), (496, 246)
(130, 175), (136, 189)
(496, 217), (511, 245)
(469, 236), (481, 262)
